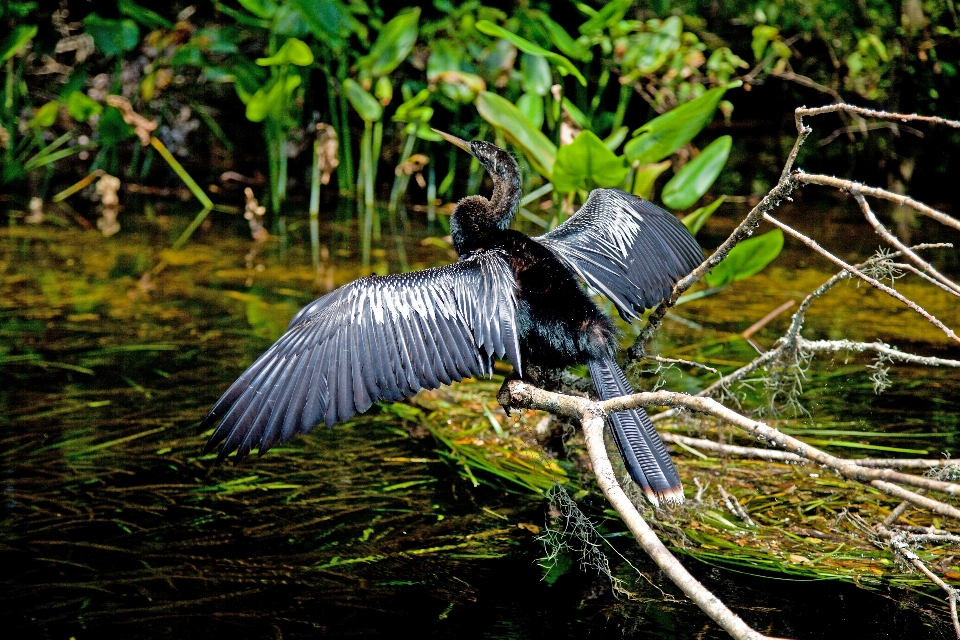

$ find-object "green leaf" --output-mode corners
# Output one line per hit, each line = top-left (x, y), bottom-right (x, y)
(704, 228), (784, 287)
(245, 74), (301, 122)
(603, 126), (629, 151)
(84, 14), (140, 57)
(552, 130), (628, 193)
(661, 135), (731, 209)
(29, 101), (59, 129)
(0, 25), (37, 63)
(118, 0), (173, 29)
(292, 0), (360, 51)
(98, 106), (136, 146)
(393, 88), (431, 122)
(66, 91), (102, 123)
(475, 91), (556, 178)
(530, 11), (591, 61)
(681, 196), (724, 236)
(631, 160), (671, 199)
(520, 53), (552, 97)
(475, 20), (586, 86)
(237, 0), (277, 19)
(356, 7), (420, 78)
(516, 92), (544, 129)
(561, 98), (590, 129)
(374, 76), (393, 105)
(256, 37), (314, 66)
(343, 78), (382, 122)
(578, 0), (632, 36)
(624, 84), (738, 164)
(751, 25), (779, 61)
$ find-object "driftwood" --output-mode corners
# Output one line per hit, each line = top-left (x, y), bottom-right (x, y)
(500, 104), (960, 640)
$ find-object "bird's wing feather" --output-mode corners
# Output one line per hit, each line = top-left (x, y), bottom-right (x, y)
(535, 189), (704, 320)
(203, 250), (521, 460)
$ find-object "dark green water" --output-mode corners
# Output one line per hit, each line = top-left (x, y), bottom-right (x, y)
(2, 203), (957, 638)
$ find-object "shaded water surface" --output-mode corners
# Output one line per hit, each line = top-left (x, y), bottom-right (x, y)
(2, 207), (957, 638)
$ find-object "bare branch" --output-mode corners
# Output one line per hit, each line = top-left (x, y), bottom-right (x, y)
(797, 173), (960, 233)
(763, 213), (960, 343)
(795, 104), (960, 129)
(854, 194), (960, 296)
(578, 404), (776, 640)
(797, 339), (960, 368)
(875, 524), (960, 638)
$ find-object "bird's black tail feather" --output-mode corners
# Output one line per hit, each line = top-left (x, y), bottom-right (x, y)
(587, 357), (683, 507)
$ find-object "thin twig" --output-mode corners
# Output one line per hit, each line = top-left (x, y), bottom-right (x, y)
(661, 433), (956, 470)
(763, 212), (960, 344)
(875, 523), (960, 638)
(854, 193), (960, 296)
(798, 173), (960, 233)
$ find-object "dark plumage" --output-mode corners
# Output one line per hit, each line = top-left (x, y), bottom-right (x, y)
(202, 132), (703, 507)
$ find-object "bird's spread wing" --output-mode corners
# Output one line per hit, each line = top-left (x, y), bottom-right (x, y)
(535, 189), (704, 320)
(203, 250), (520, 460)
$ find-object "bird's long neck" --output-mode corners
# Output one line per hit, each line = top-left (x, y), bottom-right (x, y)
(486, 152), (522, 229)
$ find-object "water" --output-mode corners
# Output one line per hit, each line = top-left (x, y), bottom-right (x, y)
(1, 202), (957, 638)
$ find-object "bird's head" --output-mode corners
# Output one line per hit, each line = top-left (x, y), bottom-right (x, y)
(433, 129), (521, 232)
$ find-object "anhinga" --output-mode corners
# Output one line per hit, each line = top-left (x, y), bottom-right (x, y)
(203, 132), (703, 507)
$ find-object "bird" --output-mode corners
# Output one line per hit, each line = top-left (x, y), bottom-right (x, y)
(202, 131), (704, 507)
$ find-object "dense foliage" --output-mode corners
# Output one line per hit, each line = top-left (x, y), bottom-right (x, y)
(2, 1), (958, 222)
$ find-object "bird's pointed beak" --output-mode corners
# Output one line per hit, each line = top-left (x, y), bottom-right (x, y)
(432, 129), (472, 155)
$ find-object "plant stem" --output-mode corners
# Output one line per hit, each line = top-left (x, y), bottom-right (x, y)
(611, 82), (632, 132)
(309, 138), (322, 273)
(171, 205), (213, 251)
(427, 162), (436, 224)
(389, 130), (417, 214)
(361, 119), (373, 268)
(149, 137), (213, 209)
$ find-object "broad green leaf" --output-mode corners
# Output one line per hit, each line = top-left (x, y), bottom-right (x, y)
(118, 0), (173, 29)
(476, 91), (556, 178)
(357, 7), (420, 78)
(273, 2), (310, 37)
(520, 53), (552, 96)
(292, 0), (358, 51)
(516, 92), (544, 129)
(631, 160), (671, 199)
(343, 78), (382, 122)
(578, 0), (632, 36)
(29, 101), (59, 129)
(681, 196), (724, 236)
(552, 130), (628, 193)
(661, 135), (732, 209)
(84, 14), (140, 57)
(0, 25), (37, 63)
(66, 91), (102, 122)
(256, 38), (313, 66)
(475, 20), (586, 86)
(624, 83), (738, 164)
(245, 74), (301, 122)
(530, 11), (591, 61)
(237, 0), (277, 19)
(704, 228), (784, 287)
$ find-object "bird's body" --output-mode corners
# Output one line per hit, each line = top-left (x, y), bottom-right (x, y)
(203, 134), (703, 507)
